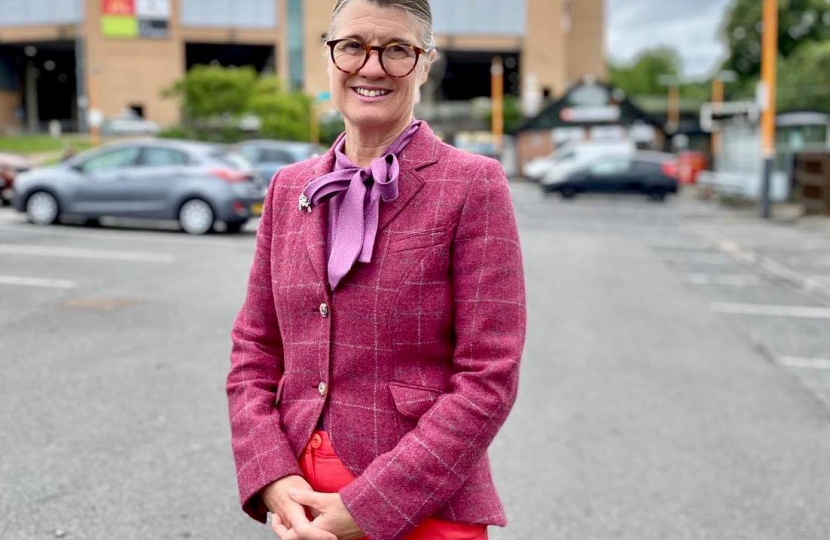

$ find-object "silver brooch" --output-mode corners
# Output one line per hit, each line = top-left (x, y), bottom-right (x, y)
(298, 194), (312, 213)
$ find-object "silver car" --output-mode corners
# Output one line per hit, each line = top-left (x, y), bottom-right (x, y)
(12, 139), (266, 234)
(237, 140), (321, 184)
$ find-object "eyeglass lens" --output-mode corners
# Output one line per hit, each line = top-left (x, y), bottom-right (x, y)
(332, 40), (418, 77)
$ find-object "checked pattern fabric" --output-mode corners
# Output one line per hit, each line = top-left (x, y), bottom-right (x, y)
(227, 122), (526, 540)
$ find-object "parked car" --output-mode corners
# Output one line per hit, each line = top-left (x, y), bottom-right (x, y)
(237, 140), (320, 183)
(0, 152), (32, 205)
(526, 140), (635, 183)
(543, 153), (678, 201)
(101, 109), (160, 136)
(12, 140), (265, 234)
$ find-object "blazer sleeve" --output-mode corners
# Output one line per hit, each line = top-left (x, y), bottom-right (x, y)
(339, 159), (527, 540)
(226, 171), (303, 523)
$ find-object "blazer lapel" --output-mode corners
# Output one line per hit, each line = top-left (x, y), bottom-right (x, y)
(377, 122), (440, 232)
(302, 150), (336, 288)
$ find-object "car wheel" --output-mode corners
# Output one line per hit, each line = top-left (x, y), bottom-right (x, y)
(26, 191), (60, 225)
(179, 198), (215, 235)
(225, 221), (247, 234)
(560, 187), (577, 200)
(648, 189), (667, 202)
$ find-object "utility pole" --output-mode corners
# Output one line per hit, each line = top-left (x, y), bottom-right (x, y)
(711, 70), (737, 166)
(658, 74), (681, 137)
(760, 0), (778, 219)
(490, 56), (504, 155)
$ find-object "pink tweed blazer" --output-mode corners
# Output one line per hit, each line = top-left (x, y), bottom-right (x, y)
(227, 122), (526, 540)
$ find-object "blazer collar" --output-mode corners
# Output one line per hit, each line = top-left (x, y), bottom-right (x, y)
(303, 122), (440, 288)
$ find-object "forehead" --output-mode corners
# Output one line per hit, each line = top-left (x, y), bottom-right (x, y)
(333, 1), (422, 43)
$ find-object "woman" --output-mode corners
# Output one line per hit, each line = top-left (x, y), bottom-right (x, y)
(226, 1), (526, 539)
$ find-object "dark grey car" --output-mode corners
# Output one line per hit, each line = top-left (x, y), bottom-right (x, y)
(12, 140), (266, 234)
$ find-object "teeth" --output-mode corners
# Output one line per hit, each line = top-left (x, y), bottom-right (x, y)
(355, 88), (389, 97)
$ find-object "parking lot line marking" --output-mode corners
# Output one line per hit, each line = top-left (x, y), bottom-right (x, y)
(682, 273), (765, 286)
(0, 224), (253, 247)
(0, 275), (76, 289)
(0, 244), (174, 263)
(777, 356), (830, 370)
(711, 302), (830, 319)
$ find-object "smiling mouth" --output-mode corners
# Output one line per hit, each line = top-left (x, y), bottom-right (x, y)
(353, 87), (391, 97)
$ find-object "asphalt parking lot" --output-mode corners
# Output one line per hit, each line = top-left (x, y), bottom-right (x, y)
(3, 185), (830, 540)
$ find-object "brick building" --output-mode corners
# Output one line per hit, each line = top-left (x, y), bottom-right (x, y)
(0, 0), (605, 133)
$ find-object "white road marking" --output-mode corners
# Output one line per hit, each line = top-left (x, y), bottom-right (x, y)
(711, 302), (830, 319)
(0, 244), (174, 263)
(0, 223), (257, 247)
(777, 356), (830, 371)
(0, 274), (76, 289)
(682, 273), (765, 286)
(662, 253), (732, 265)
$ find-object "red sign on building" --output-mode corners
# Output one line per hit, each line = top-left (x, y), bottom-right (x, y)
(102, 0), (136, 16)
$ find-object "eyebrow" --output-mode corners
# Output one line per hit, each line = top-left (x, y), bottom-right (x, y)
(340, 33), (413, 45)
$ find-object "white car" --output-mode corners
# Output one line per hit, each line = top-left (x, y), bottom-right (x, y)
(525, 140), (635, 181)
(102, 110), (160, 136)
(536, 141), (636, 188)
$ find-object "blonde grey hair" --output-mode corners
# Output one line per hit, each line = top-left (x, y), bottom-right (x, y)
(327, 0), (436, 51)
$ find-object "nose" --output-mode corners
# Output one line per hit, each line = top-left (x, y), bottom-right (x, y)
(359, 49), (385, 77)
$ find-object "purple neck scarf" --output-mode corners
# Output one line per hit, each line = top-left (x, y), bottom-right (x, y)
(302, 119), (422, 290)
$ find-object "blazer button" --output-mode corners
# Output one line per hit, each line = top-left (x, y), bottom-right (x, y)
(318, 381), (328, 396)
(319, 303), (329, 318)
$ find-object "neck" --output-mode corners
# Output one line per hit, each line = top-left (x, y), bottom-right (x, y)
(343, 114), (414, 168)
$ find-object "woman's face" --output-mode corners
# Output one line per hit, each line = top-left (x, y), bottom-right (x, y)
(328, 0), (431, 132)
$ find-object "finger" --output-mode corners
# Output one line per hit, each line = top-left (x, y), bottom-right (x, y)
(273, 521), (299, 540)
(288, 488), (328, 510)
(293, 522), (338, 540)
(283, 500), (312, 529)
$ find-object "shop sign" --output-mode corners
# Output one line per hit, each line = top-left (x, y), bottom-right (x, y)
(102, 0), (169, 39)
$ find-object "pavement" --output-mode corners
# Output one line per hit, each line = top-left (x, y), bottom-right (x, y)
(1, 186), (830, 540)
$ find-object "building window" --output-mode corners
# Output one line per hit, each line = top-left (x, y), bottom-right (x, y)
(0, 0), (83, 26)
(287, 0), (304, 91)
(432, 0), (526, 36)
(181, 0), (277, 29)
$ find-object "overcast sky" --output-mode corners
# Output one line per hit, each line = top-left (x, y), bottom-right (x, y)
(606, 0), (734, 79)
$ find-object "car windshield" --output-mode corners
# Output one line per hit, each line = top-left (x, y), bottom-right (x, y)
(213, 151), (252, 170)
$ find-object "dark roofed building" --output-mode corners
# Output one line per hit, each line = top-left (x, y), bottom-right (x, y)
(515, 78), (665, 172)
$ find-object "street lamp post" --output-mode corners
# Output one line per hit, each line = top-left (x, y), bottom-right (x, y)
(760, 0), (778, 219)
(490, 56), (504, 155)
(658, 74), (681, 136)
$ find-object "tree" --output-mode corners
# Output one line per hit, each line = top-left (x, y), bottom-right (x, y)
(249, 76), (313, 141)
(163, 65), (258, 120)
(162, 67), (314, 142)
(608, 47), (682, 96)
(722, 0), (830, 79)
(777, 41), (830, 112)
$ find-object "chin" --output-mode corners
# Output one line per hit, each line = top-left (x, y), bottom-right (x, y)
(346, 108), (400, 129)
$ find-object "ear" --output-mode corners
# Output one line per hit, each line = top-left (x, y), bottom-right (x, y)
(418, 49), (438, 86)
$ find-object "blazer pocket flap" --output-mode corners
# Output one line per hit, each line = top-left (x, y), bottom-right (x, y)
(388, 227), (449, 253)
(389, 382), (444, 419)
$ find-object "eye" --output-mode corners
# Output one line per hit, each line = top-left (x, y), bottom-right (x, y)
(343, 40), (364, 51)
(385, 44), (415, 59)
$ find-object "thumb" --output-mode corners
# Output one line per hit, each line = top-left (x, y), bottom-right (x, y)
(288, 487), (326, 509)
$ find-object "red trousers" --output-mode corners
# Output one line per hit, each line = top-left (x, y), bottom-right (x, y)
(299, 431), (488, 540)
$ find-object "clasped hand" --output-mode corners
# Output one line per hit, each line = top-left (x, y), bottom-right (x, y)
(262, 475), (364, 540)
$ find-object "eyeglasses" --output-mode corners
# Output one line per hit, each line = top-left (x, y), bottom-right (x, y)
(326, 38), (429, 78)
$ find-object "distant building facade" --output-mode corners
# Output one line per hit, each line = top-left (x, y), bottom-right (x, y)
(0, 0), (605, 133)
